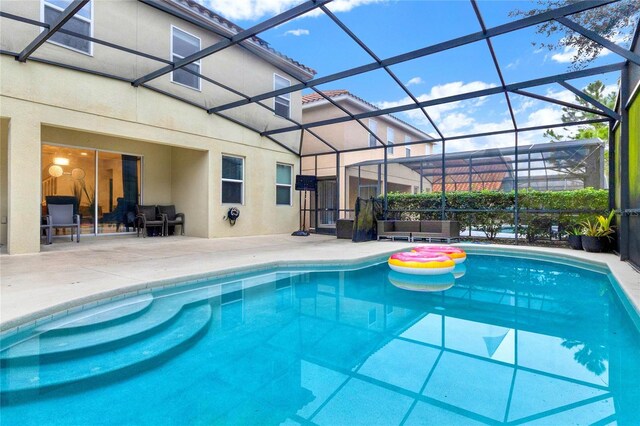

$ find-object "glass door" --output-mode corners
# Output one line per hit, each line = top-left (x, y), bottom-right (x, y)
(97, 152), (141, 234)
(42, 145), (142, 237)
(41, 145), (96, 235)
(317, 179), (337, 226)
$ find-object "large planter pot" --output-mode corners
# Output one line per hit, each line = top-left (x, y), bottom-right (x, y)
(567, 234), (583, 250)
(582, 236), (610, 253)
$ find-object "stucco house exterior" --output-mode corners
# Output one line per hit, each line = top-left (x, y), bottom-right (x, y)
(300, 90), (435, 229)
(0, 0), (315, 254)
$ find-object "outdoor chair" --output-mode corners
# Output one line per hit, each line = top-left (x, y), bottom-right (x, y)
(102, 197), (136, 232)
(136, 205), (166, 237)
(45, 204), (81, 243)
(158, 205), (185, 236)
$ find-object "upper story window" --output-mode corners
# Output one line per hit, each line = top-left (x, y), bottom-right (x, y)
(222, 155), (244, 204)
(387, 128), (394, 155)
(368, 119), (377, 147)
(274, 74), (291, 118)
(42, 0), (93, 55)
(276, 163), (293, 205)
(405, 135), (411, 157)
(171, 27), (201, 90)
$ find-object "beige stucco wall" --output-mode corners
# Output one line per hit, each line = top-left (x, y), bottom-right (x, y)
(0, 0), (303, 152)
(0, 119), (8, 246)
(301, 101), (434, 157)
(1, 56), (300, 253)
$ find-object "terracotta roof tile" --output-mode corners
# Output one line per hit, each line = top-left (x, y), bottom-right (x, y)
(173, 0), (316, 76)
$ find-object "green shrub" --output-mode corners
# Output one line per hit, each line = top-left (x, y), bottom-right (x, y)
(381, 188), (608, 239)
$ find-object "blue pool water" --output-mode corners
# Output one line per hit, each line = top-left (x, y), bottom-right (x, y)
(1, 254), (639, 425)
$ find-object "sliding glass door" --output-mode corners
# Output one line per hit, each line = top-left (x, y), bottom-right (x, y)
(97, 152), (141, 234)
(41, 144), (141, 236)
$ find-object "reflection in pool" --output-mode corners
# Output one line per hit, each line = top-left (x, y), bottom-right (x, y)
(1, 255), (639, 425)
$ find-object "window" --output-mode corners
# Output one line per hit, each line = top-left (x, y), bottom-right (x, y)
(171, 27), (201, 90)
(387, 128), (394, 154)
(368, 119), (377, 147)
(274, 74), (291, 118)
(42, 0), (93, 54)
(405, 135), (411, 157)
(276, 164), (292, 205)
(222, 155), (244, 204)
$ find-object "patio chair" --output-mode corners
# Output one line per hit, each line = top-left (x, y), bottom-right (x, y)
(45, 204), (81, 243)
(136, 205), (166, 237)
(158, 205), (185, 236)
(102, 197), (136, 232)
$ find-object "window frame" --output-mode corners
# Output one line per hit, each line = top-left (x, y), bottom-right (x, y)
(368, 119), (377, 148)
(274, 73), (291, 119)
(221, 154), (244, 205)
(275, 163), (293, 206)
(387, 127), (395, 155)
(41, 0), (94, 56)
(405, 135), (412, 157)
(170, 25), (202, 91)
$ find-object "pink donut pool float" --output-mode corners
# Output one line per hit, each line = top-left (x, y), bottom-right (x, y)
(413, 245), (467, 264)
(388, 251), (455, 275)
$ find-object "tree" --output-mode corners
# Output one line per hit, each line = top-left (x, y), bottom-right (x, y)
(543, 80), (614, 187)
(544, 80), (616, 141)
(510, 0), (640, 69)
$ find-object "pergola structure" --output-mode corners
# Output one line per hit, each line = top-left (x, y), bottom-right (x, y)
(1, 0), (638, 264)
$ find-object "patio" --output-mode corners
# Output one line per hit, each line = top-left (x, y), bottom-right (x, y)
(1, 234), (638, 332)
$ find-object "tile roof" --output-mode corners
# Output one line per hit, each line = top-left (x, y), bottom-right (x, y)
(171, 0), (316, 77)
(302, 90), (432, 139)
(431, 160), (511, 192)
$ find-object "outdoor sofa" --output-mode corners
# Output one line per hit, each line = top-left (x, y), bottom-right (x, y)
(377, 220), (460, 243)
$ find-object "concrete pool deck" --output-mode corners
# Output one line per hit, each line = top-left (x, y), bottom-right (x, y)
(1, 234), (639, 332)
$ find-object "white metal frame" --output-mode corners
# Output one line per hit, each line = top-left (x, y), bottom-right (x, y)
(170, 25), (202, 91)
(276, 162), (293, 206)
(221, 154), (245, 205)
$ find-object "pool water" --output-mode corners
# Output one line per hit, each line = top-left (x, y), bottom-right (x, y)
(1, 254), (639, 425)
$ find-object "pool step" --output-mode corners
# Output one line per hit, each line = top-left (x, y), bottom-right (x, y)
(0, 301), (212, 401)
(34, 294), (154, 335)
(1, 298), (182, 364)
(0, 287), (215, 364)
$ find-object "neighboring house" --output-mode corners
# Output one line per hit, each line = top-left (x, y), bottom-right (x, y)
(300, 90), (435, 228)
(0, 0), (315, 254)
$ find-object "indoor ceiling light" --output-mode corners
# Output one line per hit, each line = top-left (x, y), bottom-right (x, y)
(48, 165), (64, 177)
(53, 157), (69, 166)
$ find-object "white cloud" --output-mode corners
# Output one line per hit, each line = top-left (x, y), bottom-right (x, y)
(406, 77), (424, 86)
(505, 59), (520, 70)
(377, 80), (498, 125)
(551, 34), (626, 64)
(201, 0), (385, 21)
(283, 29), (309, 36)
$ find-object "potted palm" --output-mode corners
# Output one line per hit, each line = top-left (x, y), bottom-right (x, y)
(566, 226), (584, 250)
(581, 210), (615, 253)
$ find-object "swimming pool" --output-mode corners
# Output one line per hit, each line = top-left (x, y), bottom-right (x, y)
(1, 253), (639, 425)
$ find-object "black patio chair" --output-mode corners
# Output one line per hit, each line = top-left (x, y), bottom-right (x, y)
(136, 205), (166, 237)
(158, 205), (185, 235)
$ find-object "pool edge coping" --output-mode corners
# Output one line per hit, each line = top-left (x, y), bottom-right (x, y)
(1, 244), (638, 336)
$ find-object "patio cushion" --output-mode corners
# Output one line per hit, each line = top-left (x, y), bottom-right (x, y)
(395, 221), (420, 232)
(420, 221), (442, 233)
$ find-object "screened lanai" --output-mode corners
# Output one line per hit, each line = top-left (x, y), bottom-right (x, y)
(347, 138), (606, 197)
(1, 0), (638, 266)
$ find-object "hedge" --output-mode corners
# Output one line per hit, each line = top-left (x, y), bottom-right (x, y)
(380, 188), (609, 240)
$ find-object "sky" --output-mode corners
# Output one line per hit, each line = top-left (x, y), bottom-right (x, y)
(196, 0), (634, 153)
